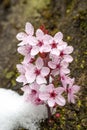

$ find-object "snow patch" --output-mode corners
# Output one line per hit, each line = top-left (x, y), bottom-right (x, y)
(0, 88), (47, 130)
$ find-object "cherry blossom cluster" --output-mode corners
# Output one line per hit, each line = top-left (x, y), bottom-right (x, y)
(16, 22), (80, 108)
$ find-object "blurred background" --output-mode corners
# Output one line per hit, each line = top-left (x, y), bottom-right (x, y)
(0, 0), (87, 130)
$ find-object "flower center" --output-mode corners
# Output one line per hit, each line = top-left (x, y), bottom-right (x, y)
(60, 51), (64, 57)
(56, 64), (60, 68)
(38, 41), (43, 47)
(31, 89), (37, 95)
(36, 98), (41, 102)
(50, 91), (57, 98)
(26, 45), (32, 54)
(51, 42), (57, 48)
(34, 69), (40, 75)
(61, 76), (65, 80)
(30, 58), (35, 63)
(66, 88), (71, 93)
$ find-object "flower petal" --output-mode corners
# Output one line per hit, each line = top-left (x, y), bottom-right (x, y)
(26, 36), (37, 46)
(56, 87), (65, 94)
(21, 85), (31, 93)
(36, 29), (44, 39)
(48, 99), (55, 107)
(39, 93), (49, 100)
(63, 55), (73, 63)
(16, 75), (27, 85)
(51, 48), (60, 56)
(16, 32), (27, 41)
(36, 75), (47, 84)
(17, 45), (31, 56)
(25, 71), (36, 83)
(54, 32), (63, 42)
(43, 34), (53, 44)
(36, 57), (44, 69)
(16, 64), (25, 74)
(68, 93), (75, 103)
(56, 95), (66, 106)
(60, 68), (70, 75)
(40, 45), (51, 53)
(25, 22), (34, 35)
(51, 69), (59, 76)
(22, 55), (33, 64)
(41, 67), (50, 76)
(58, 42), (67, 51)
(48, 61), (56, 69)
(61, 61), (69, 68)
(46, 84), (54, 92)
(31, 46), (39, 56)
(72, 85), (80, 93)
(64, 46), (74, 54)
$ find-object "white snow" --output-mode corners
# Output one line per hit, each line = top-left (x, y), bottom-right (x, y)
(0, 88), (47, 130)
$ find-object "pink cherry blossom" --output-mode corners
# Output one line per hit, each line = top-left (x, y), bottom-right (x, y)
(17, 44), (32, 56)
(16, 63), (34, 85)
(16, 64), (27, 85)
(48, 32), (66, 56)
(16, 22), (37, 46)
(21, 82), (43, 105)
(67, 85), (80, 104)
(30, 29), (45, 56)
(48, 56), (61, 69)
(66, 78), (80, 103)
(16, 22), (80, 113)
(59, 46), (74, 63)
(48, 56), (70, 76)
(62, 46), (74, 54)
(60, 75), (80, 103)
(39, 84), (66, 107)
(22, 55), (35, 64)
(60, 74), (73, 88)
(30, 29), (52, 55)
(25, 57), (50, 84)
(36, 29), (51, 51)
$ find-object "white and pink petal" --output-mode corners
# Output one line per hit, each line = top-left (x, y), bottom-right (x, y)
(36, 75), (47, 84)
(25, 22), (34, 35)
(31, 46), (39, 56)
(36, 29), (44, 39)
(25, 71), (36, 83)
(54, 32), (63, 42)
(56, 95), (66, 106)
(63, 55), (73, 63)
(16, 75), (27, 85)
(36, 57), (44, 69)
(48, 99), (55, 107)
(40, 45), (51, 53)
(71, 85), (80, 93)
(51, 48), (60, 56)
(41, 67), (50, 76)
(39, 93), (49, 101)
(48, 61), (56, 69)
(16, 32), (27, 41)
(64, 46), (74, 54)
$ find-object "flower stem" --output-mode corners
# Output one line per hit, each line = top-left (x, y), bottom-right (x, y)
(46, 104), (52, 119)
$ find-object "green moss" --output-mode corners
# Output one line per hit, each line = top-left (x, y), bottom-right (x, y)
(3, 67), (18, 88)
(19, 0), (51, 24)
(76, 124), (81, 130)
(73, 10), (87, 34)
(66, 0), (77, 14)
(5, 71), (14, 79)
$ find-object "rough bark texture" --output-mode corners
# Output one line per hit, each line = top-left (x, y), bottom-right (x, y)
(0, 0), (87, 129)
